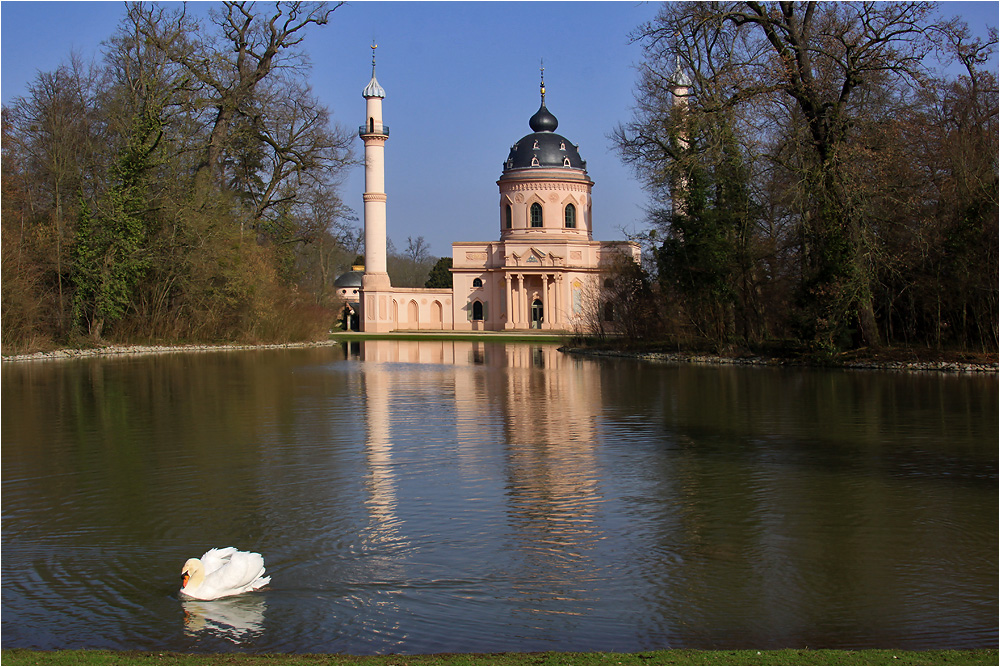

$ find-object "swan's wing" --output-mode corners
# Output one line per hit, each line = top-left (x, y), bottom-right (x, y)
(209, 550), (267, 592)
(200, 547), (238, 575)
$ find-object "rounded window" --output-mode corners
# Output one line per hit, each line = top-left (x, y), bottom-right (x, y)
(472, 278), (483, 288)
(565, 203), (577, 228)
(530, 202), (543, 228)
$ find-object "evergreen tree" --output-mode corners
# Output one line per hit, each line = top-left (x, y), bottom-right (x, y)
(425, 257), (454, 289)
(71, 107), (161, 339)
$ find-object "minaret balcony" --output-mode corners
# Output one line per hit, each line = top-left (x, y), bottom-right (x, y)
(359, 123), (390, 138)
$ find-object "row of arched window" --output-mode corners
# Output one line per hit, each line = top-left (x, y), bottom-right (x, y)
(504, 203), (578, 229)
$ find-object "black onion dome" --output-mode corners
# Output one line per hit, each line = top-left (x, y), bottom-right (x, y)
(529, 102), (559, 133)
(334, 270), (363, 288)
(504, 103), (586, 171)
(505, 132), (585, 170)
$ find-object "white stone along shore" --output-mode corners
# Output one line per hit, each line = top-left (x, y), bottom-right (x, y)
(559, 347), (998, 374)
(1, 340), (342, 363)
(2, 339), (996, 373)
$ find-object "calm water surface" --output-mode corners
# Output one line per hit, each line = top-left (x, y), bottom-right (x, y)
(2, 341), (996, 654)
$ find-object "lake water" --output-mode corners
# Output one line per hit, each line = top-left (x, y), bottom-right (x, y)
(2, 341), (996, 654)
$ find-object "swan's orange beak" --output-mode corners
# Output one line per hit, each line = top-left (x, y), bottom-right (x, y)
(181, 572), (190, 589)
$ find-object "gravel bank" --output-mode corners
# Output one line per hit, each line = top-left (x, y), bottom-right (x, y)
(4, 341), (996, 373)
(2, 340), (341, 363)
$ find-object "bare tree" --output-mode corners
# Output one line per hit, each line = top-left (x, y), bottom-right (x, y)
(129, 1), (341, 186)
(617, 1), (962, 350)
(4, 56), (102, 332)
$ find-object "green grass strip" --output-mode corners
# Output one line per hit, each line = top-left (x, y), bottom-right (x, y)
(2, 649), (996, 666)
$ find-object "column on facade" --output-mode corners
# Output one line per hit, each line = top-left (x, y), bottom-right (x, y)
(545, 273), (556, 327)
(542, 274), (552, 329)
(514, 275), (521, 326)
(554, 273), (563, 326)
(507, 275), (515, 326)
(510, 275), (520, 327)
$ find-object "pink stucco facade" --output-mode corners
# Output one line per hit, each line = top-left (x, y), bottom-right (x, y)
(449, 162), (639, 331)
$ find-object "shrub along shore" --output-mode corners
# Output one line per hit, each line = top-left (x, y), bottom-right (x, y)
(1, 648), (997, 666)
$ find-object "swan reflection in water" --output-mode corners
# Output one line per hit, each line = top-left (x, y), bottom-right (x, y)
(181, 596), (267, 643)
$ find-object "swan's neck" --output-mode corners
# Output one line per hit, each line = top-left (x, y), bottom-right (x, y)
(182, 559), (206, 593)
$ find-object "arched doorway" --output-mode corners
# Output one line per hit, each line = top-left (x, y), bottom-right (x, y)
(531, 299), (543, 329)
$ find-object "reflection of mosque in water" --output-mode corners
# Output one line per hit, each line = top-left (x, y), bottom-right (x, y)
(354, 339), (605, 610)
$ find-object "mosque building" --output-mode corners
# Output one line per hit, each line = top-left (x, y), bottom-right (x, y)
(349, 47), (640, 332)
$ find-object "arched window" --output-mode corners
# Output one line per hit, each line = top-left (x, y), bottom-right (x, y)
(472, 277), (483, 288)
(472, 300), (484, 321)
(505, 204), (512, 229)
(565, 203), (577, 228)
(369, 117), (375, 133)
(530, 202), (543, 228)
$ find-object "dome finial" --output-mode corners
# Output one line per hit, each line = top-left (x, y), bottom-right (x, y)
(362, 43), (386, 98)
(540, 58), (546, 103)
(529, 61), (558, 133)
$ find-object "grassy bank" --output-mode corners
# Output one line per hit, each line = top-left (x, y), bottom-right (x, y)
(2, 649), (996, 666)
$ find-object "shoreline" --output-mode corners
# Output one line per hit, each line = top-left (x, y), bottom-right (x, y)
(0, 340), (343, 363)
(2, 336), (996, 373)
(558, 347), (998, 374)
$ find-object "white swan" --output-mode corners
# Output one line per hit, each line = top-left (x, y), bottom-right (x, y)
(180, 547), (271, 600)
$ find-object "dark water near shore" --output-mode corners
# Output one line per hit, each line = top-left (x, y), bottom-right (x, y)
(2, 341), (996, 654)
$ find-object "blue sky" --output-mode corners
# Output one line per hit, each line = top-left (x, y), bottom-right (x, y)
(2, 1), (998, 257)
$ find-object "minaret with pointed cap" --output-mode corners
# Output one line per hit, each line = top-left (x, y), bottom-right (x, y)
(669, 51), (692, 217)
(359, 44), (393, 330)
(670, 55), (692, 105)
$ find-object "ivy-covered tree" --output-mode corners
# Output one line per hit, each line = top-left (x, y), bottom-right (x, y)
(71, 106), (162, 339)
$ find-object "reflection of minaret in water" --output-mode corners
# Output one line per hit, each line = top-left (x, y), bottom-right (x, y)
(359, 44), (394, 331)
(361, 366), (399, 540)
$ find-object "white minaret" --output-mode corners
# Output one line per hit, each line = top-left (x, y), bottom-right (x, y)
(361, 44), (390, 289)
(359, 44), (393, 331)
(670, 55), (692, 218)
